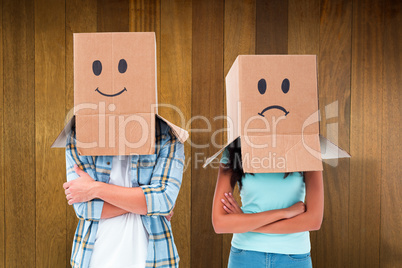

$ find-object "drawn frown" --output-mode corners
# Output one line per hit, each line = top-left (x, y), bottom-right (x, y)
(257, 78), (290, 117)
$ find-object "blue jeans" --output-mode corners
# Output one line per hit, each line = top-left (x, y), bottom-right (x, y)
(228, 246), (312, 268)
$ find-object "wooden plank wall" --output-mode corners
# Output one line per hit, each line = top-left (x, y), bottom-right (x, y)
(3, 0), (36, 267)
(191, 0), (224, 267)
(35, 0), (66, 266)
(0, 0), (400, 267)
(0, 1), (4, 266)
(381, 0), (401, 266)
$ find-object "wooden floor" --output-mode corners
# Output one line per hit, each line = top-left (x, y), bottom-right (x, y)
(0, 0), (400, 267)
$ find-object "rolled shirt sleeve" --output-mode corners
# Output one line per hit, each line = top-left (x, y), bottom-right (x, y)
(140, 131), (185, 216)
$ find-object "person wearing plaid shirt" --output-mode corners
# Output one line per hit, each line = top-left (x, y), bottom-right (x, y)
(63, 117), (185, 268)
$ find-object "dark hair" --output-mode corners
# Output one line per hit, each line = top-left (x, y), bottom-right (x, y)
(222, 138), (247, 189)
(222, 138), (302, 189)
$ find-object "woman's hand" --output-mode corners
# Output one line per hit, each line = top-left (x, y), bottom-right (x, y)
(63, 164), (97, 205)
(221, 192), (243, 214)
(221, 191), (305, 219)
(283, 201), (306, 218)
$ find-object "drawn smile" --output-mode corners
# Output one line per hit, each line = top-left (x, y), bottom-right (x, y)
(95, 87), (127, 97)
(258, 105), (289, 117)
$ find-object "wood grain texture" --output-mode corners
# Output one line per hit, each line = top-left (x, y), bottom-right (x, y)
(0, 2), (4, 266)
(97, 0), (129, 32)
(129, 0), (159, 32)
(315, 0), (352, 267)
(65, 0), (97, 264)
(160, 0), (192, 267)
(287, 1), (320, 266)
(223, 0), (255, 266)
(380, 0), (401, 267)
(350, 0), (384, 266)
(288, 0), (320, 55)
(256, 0), (288, 54)
(191, 0), (224, 267)
(3, 0), (36, 266)
(35, 0), (66, 267)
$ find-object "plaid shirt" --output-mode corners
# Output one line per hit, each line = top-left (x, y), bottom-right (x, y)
(65, 118), (185, 268)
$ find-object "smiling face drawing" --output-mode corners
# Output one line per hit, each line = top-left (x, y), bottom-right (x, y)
(238, 55), (319, 135)
(93, 59), (128, 97)
(92, 59), (128, 97)
(74, 33), (157, 116)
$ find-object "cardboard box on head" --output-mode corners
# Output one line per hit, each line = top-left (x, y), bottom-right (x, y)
(204, 55), (350, 173)
(51, 32), (188, 155)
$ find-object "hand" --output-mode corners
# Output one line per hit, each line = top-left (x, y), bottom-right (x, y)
(63, 164), (97, 205)
(221, 192), (243, 214)
(165, 203), (175, 221)
(165, 209), (174, 221)
(283, 201), (306, 218)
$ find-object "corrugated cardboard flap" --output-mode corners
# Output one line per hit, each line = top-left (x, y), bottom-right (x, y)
(319, 135), (351, 159)
(202, 137), (238, 168)
(203, 134), (351, 172)
(156, 114), (189, 144)
(75, 113), (155, 156)
(240, 134), (323, 173)
(51, 115), (75, 148)
(203, 134), (323, 172)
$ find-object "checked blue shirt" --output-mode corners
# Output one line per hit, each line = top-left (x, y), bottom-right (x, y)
(65, 118), (185, 268)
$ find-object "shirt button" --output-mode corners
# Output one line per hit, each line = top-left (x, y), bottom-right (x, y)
(107, 162), (110, 165)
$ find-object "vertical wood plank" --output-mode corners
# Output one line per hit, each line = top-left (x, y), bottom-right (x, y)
(350, 0), (383, 266)
(129, 0), (161, 135)
(315, 1), (352, 267)
(129, 0), (159, 32)
(224, 0), (256, 76)
(160, 0), (192, 267)
(35, 0), (66, 267)
(380, 0), (401, 267)
(65, 0), (97, 264)
(3, 0), (35, 266)
(287, 1), (320, 265)
(223, 0), (255, 266)
(0, 1), (4, 266)
(97, 0), (129, 32)
(256, 0), (288, 54)
(288, 0), (320, 55)
(191, 0), (224, 267)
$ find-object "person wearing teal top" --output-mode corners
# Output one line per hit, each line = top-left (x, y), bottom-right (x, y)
(212, 139), (324, 268)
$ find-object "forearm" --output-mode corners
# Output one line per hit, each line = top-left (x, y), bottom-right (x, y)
(101, 202), (129, 219)
(213, 209), (286, 234)
(92, 182), (148, 215)
(254, 171), (324, 234)
(253, 211), (322, 234)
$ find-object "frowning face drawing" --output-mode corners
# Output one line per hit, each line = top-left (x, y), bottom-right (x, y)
(74, 32), (157, 116)
(238, 55), (319, 135)
(257, 77), (290, 117)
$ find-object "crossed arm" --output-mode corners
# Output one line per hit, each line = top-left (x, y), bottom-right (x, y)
(212, 164), (323, 234)
(63, 130), (184, 221)
(63, 165), (148, 218)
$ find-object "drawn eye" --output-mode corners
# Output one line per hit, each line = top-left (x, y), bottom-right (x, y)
(92, 60), (102, 76)
(281, 78), (290, 93)
(258, 79), (266, 94)
(118, 59), (127, 73)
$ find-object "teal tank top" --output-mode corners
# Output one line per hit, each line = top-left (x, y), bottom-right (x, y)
(221, 148), (310, 254)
